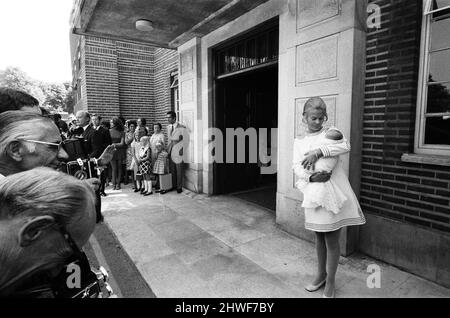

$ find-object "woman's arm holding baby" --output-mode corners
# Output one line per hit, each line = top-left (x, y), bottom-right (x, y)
(301, 128), (350, 169)
(319, 128), (350, 157)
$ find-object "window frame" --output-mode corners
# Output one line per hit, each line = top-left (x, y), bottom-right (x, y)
(415, 0), (450, 156)
(170, 71), (179, 119)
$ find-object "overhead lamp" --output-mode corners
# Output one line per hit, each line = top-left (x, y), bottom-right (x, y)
(136, 19), (154, 31)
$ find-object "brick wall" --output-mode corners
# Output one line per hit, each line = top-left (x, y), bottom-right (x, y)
(84, 36), (120, 119)
(72, 36), (177, 131)
(362, 0), (450, 234)
(116, 41), (155, 122)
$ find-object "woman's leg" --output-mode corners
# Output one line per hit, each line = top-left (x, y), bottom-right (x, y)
(107, 163), (112, 185)
(324, 229), (341, 297)
(147, 178), (153, 193)
(134, 166), (141, 191)
(312, 231), (327, 285)
(111, 160), (118, 188)
(117, 159), (123, 188)
(130, 170), (136, 189)
(122, 163), (127, 184)
(142, 174), (148, 192)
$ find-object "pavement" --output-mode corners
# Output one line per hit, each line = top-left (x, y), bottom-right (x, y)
(84, 223), (156, 298)
(100, 185), (450, 298)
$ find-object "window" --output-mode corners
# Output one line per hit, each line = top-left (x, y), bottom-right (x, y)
(415, 0), (450, 155)
(170, 71), (179, 119)
(215, 25), (279, 78)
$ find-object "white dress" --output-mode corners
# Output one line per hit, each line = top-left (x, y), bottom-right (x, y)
(150, 133), (165, 164)
(293, 127), (366, 232)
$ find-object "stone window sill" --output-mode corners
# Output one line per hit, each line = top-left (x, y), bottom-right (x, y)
(401, 153), (450, 166)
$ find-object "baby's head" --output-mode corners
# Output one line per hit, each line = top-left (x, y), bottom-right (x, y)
(303, 97), (328, 133)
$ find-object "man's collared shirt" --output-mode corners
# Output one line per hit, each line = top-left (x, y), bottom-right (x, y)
(168, 122), (180, 137)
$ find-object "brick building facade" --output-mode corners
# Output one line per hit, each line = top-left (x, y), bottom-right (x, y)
(359, 0), (449, 286)
(71, 0), (449, 288)
(69, 33), (177, 128)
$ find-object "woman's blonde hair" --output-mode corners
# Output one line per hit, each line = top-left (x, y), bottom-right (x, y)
(302, 97), (328, 121)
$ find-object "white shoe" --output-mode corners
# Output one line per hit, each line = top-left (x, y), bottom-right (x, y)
(304, 279), (326, 292)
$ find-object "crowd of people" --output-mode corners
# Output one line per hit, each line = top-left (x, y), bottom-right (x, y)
(63, 110), (185, 196)
(0, 87), (365, 298)
(0, 87), (186, 297)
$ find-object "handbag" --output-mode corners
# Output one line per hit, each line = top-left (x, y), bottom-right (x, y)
(159, 173), (172, 191)
(159, 157), (172, 190)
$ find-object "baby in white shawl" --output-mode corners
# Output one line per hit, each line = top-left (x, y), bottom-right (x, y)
(294, 129), (347, 214)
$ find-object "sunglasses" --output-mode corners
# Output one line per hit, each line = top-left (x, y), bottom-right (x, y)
(20, 139), (64, 151)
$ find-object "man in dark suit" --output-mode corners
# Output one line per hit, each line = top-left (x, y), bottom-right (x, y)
(91, 114), (112, 196)
(75, 111), (98, 158)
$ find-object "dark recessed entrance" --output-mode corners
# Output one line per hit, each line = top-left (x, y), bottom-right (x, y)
(213, 20), (279, 211)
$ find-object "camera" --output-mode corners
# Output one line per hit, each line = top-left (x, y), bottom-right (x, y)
(53, 136), (114, 298)
(60, 137), (100, 180)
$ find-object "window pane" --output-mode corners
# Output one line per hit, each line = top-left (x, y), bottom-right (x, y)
(429, 49), (450, 82)
(424, 117), (450, 145)
(427, 82), (450, 113)
(268, 29), (279, 61)
(432, 0), (450, 11)
(247, 39), (257, 67)
(431, 17), (450, 50)
(236, 43), (245, 70)
(433, 7), (450, 20)
(215, 26), (278, 77)
(257, 34), (268, 64)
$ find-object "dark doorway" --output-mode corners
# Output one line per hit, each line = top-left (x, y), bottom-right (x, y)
(214, 64), (278, 210)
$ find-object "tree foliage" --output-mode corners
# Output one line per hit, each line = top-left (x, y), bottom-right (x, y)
(0, 66), (74, 112)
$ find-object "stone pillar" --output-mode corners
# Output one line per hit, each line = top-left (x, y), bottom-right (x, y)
(177, 38), (203, 193)
(276, 0), (367, 256)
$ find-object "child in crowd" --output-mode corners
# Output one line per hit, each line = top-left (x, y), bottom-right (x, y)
(138, 136), (153, 196)
(152, 142), (169, 194)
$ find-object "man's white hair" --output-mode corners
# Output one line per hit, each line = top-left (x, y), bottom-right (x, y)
(76, 110), (90, 119)
(0, 167), (95, 222)
(0, 167), (96, 292)
(0, 111), (53, 157)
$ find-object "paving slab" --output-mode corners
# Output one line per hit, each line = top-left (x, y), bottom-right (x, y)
(101, 185), (450, 298)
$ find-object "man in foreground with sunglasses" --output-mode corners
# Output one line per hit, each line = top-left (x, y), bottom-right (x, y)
(0, 110), (115, 178)
(0, 108), (116, 296)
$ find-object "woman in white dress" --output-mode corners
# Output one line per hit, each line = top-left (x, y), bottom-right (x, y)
(130, 127), (147, 193)
(293, 97), (365, 298)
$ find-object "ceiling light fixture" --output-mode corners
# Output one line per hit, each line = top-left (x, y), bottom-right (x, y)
(136, 19), (154, 31)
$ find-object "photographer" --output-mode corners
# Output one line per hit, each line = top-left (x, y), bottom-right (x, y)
(0, 168), (97, 297)
(0, 110), (117, 297)
(0, 110), (115, 175)
(0, 111), (70, 177)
